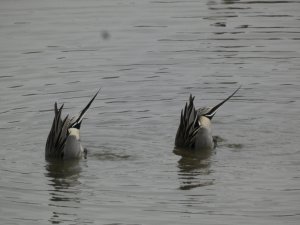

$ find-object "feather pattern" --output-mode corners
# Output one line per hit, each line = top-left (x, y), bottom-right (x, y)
(175, 94), (201, 149)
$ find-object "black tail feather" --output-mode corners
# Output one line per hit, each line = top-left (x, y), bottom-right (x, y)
(71, 89), (100, 128)
(205, 86), (241, 119)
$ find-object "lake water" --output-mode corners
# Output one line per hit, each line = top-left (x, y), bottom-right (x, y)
(0, 0), (299, 224)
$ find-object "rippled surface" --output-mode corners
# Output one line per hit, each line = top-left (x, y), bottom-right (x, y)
(0, 0), (300, 224)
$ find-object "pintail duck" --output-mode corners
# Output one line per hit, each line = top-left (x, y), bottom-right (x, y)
(45, 90), (100, 160)
(175, 86), (241, 151)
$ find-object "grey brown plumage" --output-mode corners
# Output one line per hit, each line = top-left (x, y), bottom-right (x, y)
(45, 90), (100, 160)
(175, 86), (241, 150)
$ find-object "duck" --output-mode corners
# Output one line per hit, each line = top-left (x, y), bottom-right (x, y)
(175, 86), (241, 151)
(45, 90), (100, 160)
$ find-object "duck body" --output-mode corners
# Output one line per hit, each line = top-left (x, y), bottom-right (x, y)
(45, 90), (99, 160)
(175, 87), (240, 151)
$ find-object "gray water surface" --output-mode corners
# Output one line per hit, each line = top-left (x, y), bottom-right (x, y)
(0, 0), (300, 224)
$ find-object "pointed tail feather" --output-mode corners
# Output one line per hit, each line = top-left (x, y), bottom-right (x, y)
(205, 86), (241, 119)
(71, 89), (100, 128)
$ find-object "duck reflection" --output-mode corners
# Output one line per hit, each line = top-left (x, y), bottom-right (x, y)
(45, 159), (85, 224)
(174, 147), (214, 190)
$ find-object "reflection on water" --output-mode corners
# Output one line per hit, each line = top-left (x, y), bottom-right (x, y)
(174, 148), (214, 190)
(45, 160), (85, 224)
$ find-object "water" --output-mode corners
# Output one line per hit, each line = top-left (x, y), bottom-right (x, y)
(0, 0), (300, 224)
